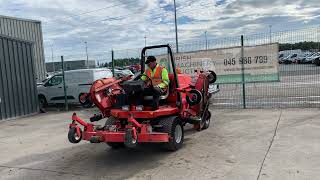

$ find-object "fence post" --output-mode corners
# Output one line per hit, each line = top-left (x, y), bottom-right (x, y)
(317, 26), (320, 52)
(61, 56), (68, 111)
(241, 35), (246, 109)
(111, 50), (115, 77)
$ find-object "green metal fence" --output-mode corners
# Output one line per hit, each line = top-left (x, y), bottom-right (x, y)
(111, 26), (320, 108)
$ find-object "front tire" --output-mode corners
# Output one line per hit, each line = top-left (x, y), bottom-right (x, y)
(68, 127), (82, 143)
(38, 95), (47, 113)
(38, 95), (47, 107)
(159, 116), (184, 151)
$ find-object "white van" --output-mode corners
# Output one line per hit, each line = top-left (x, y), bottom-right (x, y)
(37, 68), (112, 108)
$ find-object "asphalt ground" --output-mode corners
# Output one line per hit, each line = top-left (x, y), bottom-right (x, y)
(213, 64), (320, 108)
(0, 108), (319, 180)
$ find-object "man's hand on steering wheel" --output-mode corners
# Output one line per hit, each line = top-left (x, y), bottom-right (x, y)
(140, 74), (153, 88)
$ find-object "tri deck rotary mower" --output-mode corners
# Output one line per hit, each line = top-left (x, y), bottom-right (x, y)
(68, 45), (217, 151)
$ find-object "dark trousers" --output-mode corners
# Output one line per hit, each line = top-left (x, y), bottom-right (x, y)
(137, 87), (165, 109)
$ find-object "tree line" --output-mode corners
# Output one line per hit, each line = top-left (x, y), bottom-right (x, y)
(279, 41), (320, 51)
(102, 57), (140, 67)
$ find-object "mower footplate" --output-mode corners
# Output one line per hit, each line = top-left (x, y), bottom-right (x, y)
(111, 106), (179, 119)
(82, 131), (169, 143)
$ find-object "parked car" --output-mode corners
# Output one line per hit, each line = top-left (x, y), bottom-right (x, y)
(295, 53), (312, 64)
(114, 69), (134, 79)
(310, 53), (320, 66)
(37, 72), (59, 85)
(281, 54), (297, 64)
(37, 68), (113, 108)
(278, 54), (285, 64)
(299, 53), (314, 64)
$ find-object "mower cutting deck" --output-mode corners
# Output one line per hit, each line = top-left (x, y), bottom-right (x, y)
(68, 44), (217, 151)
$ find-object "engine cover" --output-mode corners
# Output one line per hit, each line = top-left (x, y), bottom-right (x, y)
(122, 80), (145, 95)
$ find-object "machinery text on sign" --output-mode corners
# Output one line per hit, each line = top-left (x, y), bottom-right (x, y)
(157, 43), (279, 83)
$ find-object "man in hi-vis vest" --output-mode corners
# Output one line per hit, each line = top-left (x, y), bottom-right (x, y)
(139, 56), (170, 110)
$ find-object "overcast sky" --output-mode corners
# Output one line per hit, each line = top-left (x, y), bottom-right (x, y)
(0, 0), (319, 63)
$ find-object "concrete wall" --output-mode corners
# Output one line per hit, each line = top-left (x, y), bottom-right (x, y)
(0, 35), (38, 120)
(0, 15), (46, 82)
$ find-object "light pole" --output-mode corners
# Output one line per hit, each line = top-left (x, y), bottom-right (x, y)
(317, 26), (320, 51)
(205, 31), (208, 50)
(51, 44), (55, 72)
(173, 0), (179, 53)
(85, 41), (89, 68)
(269, 25), (272, 43)
(144, 35), (147, 47)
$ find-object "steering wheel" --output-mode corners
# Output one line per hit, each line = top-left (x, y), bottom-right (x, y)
(139, 74), (153, 88)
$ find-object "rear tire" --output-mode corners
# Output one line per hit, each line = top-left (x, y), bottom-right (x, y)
(104, 116), (125, 149)
(159, 116), (184, 151)
(202, 111), (211, 130)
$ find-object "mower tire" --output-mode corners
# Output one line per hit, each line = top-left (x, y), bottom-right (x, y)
(202, 110), (211, 130)
(186, 89), (202, 106)
(196, 110), (212, 131)
(68, 127), (82, 143)
(159, 116), (184, 151)
(208, 70), (217, 84)
(104, 116), (125, 149)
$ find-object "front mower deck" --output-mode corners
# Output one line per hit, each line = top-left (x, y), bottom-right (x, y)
(110, 105), (180, 119)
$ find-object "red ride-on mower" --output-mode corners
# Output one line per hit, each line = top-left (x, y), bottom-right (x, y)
(68, 44), (217, 151)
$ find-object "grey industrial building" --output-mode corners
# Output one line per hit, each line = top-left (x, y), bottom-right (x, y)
(0, 15), (46, 81)
(0, 15), (44, 120)
(0, 34), (38, 120)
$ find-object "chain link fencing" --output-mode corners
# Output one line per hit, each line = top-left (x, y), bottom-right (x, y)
(60, 26), (320, 109)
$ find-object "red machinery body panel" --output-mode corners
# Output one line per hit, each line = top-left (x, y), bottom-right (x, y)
(67, 45), (216, 147)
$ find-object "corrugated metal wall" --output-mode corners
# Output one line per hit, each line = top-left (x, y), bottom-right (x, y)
(0, 35), (38, 120)
(0, 15), (46, 81)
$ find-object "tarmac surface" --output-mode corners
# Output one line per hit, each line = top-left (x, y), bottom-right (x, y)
(0, 107), (319, 180)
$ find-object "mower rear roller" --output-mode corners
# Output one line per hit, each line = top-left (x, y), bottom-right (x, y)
(104, 116), (125, 149)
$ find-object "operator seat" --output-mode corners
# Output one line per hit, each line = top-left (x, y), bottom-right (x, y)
(144, 73), (174, 100)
